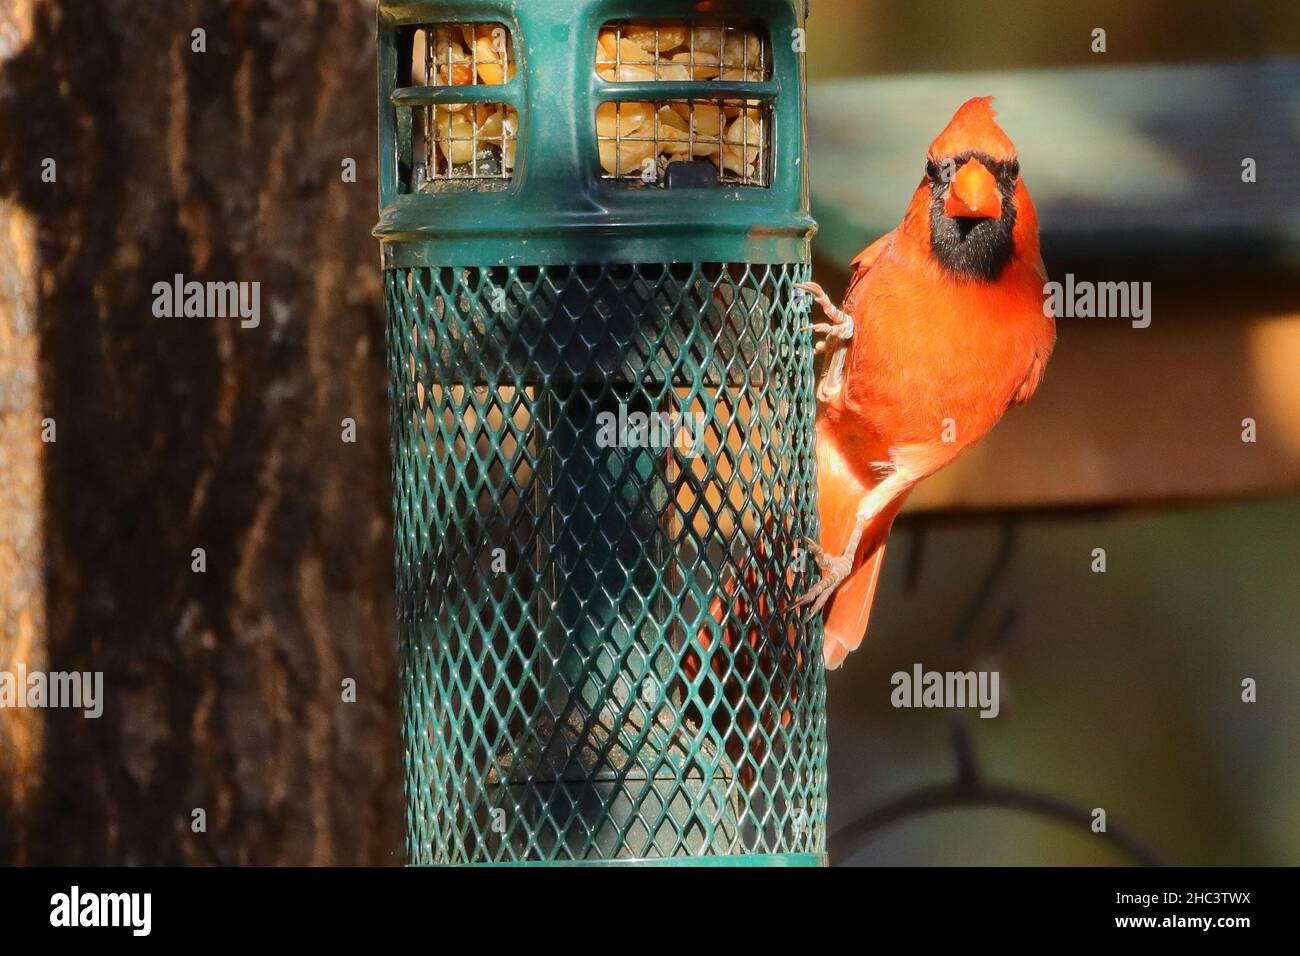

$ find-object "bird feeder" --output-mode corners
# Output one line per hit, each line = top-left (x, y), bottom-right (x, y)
(376, 0), (823, 865)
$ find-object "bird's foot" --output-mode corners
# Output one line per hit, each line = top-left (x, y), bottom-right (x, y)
(791, 537), (853, 617)
(816, 349), (847, 403)
(796, 281), (854, 401)
(795, 281), (854, 348)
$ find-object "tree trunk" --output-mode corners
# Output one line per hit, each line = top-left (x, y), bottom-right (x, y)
(0, 0), (403, 865)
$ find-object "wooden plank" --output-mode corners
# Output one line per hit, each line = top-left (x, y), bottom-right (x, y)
(809, 61), (1300, 267)
(883, 267), (1300, 512)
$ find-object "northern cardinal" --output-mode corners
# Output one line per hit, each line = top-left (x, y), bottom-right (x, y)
(682, 97), (1053, 787)
(791, 96), (1055, 669)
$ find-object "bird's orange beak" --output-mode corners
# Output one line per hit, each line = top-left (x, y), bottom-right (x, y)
(944, 159), (1002, 219)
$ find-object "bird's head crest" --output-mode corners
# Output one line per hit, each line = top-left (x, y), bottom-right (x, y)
(927, 96), (1017, 162)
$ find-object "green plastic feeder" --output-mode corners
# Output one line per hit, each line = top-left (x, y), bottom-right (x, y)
(376, 0), (824, 866)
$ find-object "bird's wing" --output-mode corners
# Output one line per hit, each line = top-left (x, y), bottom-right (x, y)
(817, 232), (893, 404)
(843, 231), (893, 314)
(1010, 346), (1050, 406)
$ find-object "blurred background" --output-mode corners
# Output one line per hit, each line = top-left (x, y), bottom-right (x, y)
(1, 0), (1297, 864)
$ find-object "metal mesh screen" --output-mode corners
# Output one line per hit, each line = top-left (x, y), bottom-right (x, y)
(385, 260), (826, 864)
(595, 21), (772, 187)
(407, 23), (517, 189)
(596, 99), (771, 187)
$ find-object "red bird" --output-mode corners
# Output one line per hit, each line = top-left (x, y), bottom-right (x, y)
(791, 96), (1055, 669)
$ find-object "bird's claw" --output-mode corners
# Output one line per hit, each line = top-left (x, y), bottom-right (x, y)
(792, 537), (852, 617)
(794, 282), (854, 361)
(794, 280), (827, 302)
(800, 321), (853, 340)
(802, 536), (829, 568)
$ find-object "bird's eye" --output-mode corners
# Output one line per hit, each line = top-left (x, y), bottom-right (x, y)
(926, 159), (954, 183)
(1008, 159), (1020, 180)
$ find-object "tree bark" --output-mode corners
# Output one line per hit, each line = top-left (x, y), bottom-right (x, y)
(0, 0), (403, 865)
